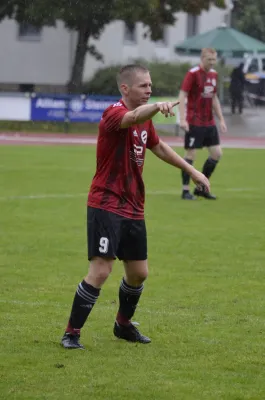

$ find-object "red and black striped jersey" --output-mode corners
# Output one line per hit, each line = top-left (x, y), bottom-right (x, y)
(88, 100), (159, 219)
(181, 65), (218, 126)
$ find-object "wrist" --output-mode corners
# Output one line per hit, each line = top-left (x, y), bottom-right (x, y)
(154, 102), (161, 111)
(184, 163), (194, 175)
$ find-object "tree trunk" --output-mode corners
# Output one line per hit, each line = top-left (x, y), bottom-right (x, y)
(68, 23), (90, 94)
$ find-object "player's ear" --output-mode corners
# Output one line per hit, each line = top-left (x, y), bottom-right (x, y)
(120, 83), (129, 95)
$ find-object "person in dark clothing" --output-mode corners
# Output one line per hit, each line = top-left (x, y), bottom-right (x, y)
(229, 63), (246, 114)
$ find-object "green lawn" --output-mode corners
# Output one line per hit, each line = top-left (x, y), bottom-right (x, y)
(0, 121), (175, 136)
(0, 120), (99, 134)
(1, 145), (265, 400)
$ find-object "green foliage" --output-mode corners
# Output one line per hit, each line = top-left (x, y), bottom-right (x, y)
(83, 60), (232, 97)
(0, 0), (57, 26)
(116, 0), (225, 41)
(0, 0), (226, 92)
(148, 61), (192, 95)
(83, 65), (122, 96)
(233, 0), (265, 43)
(84, 61), (193, 96)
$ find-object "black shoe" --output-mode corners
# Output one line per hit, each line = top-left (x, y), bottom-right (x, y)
(113, 321), (151, 344)
(194, 188), (217, 200)
(181, 191), (197, 200)
(61, 333), (85, 349)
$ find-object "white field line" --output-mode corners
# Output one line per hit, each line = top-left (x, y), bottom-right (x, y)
(0, 298), (182, 317)
(0, 193), (87, 201)
(0, 188), (260, 201)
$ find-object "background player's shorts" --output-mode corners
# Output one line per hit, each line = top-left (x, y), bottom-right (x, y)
(184, 125), (220, 149)
(87, 207), (147, 261)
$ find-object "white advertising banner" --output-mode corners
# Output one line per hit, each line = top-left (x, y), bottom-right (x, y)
(0, 97), (31, 121)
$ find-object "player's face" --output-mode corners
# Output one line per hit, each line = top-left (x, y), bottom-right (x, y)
(202, 52), (217, 71)
(128, 72), (152, 106)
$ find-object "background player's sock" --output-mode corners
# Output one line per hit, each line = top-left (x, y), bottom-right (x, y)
(66, 280), (100, 333)
(182, 158), (194, 192)
(202, 157), (219, 180)
(116, 278), (144, 326)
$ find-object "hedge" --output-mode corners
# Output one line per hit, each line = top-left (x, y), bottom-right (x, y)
(83, 60), (232, 97)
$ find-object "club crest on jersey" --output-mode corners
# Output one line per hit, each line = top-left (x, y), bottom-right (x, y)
(141, 130), (147, 144)
(204, 86), (214, 94)
(202, 85), (214, 98)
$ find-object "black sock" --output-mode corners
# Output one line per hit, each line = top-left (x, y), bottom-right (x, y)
(116, 278), (144, 325)
(66, 280), (100, 333)
(182, 158), (193, 190)
(202, 157), (218, 179)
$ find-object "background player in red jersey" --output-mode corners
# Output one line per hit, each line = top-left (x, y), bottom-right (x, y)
(61, 64), (210, 349)
(178, 48), (227, 200)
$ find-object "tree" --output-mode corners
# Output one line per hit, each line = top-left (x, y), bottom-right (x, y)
(0, 0), (225, 93)
(232, 0), (265, 43)
(60, 0), (226, 92)
(0, 0), (56, 27)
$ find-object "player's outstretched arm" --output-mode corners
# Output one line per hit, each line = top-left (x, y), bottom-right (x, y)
(120, 101), (179, 128)
(151, 139), (210, 191)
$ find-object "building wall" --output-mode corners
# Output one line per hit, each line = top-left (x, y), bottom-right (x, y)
(83, 5), (228, 80)
(0, 3), (229, 87)
(0, 19), (72, 85)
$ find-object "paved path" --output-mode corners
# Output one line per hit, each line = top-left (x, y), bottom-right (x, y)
(158, 106), (265, 138)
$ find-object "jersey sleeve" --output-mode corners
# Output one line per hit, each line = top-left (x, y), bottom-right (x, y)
(146, 121), (160, 149)
(103, 103), (128, 133)
(181, 71), (194, 93)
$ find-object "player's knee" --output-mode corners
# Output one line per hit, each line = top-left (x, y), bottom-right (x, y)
(125, 261), (148, 286)
(210, 146), (222, 161)
(96, 267), (112, 283)
(131, 266), (149, 286)
(136, 268), (148, 283)
(214, 149), (223, 160)
(87, 257), (113, 286)
(185, 149), (196, 161)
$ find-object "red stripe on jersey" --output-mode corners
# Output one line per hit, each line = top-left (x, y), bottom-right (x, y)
(88, 100), (159, 219)
(181, 65), (218, 127)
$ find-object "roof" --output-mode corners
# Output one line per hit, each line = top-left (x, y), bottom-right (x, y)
(175, 26), (265, 57)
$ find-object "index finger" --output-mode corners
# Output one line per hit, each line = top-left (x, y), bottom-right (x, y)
(172, 101), (180, 107)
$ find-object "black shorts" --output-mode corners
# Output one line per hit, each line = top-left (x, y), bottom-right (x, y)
(184, 125), (220, 149)
(87, 207), (147, 261)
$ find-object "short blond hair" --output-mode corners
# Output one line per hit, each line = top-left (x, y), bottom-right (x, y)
(116, 64), (149, 87)
(201, 48), (217, 57)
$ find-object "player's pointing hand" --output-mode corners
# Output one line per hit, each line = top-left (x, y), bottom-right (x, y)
(190, 170), (210, 193)
(156, 101), (179, 118)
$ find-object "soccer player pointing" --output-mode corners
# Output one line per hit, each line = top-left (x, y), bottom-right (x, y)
(61, 64), (210, 349)
(179, 48), (227, 200)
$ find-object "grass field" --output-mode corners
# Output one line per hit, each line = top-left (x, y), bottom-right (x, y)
(1, 144), (265, 400)
(0, 121), (174, 136)
(0, 121), (99, 134)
